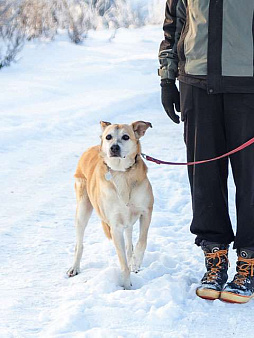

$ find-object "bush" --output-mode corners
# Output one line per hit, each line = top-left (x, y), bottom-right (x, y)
(0, 0), (165, 68)
(0, 1), (25, 68)
(14, 0), (165, 42)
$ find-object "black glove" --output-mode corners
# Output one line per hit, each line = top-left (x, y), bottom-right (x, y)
(161, 79), (180, 124)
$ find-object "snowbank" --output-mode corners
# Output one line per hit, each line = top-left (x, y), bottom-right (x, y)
(1, 26), (251, 338)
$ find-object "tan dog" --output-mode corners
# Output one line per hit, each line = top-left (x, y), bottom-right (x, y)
(67, 121), (154, 289)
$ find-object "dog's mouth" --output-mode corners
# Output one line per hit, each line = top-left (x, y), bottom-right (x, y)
(110, 153), (121, 158)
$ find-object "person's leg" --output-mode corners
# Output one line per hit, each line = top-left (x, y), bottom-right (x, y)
(220, 93), (254, 304)
(180, 82), (235, 245)
(224, 93), (254, 249)
(180, 82), (234, 300)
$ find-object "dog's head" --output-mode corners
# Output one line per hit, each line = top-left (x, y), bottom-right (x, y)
(100, 121), (152, 171)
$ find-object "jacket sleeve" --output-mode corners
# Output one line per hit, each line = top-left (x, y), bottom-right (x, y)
(159, 0), (186, 80)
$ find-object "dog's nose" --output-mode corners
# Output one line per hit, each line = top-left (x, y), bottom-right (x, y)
(110, 144), (120, 154)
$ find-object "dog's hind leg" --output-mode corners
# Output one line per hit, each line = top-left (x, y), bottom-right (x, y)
(67, 178), (93, 277)
(111, 226), (131, 290)
(131, 208), (152, 273)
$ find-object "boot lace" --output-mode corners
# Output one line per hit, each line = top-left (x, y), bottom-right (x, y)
(234, 257), (254, 287)
(204, 249), (229, 283)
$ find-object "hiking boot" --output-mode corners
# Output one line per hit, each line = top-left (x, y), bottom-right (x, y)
(220, 249), (254, 304)
(196, 243), (229, 300)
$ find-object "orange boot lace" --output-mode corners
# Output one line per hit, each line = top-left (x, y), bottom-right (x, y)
(234, 257), (254, 287)
(204, 249), (229, 283)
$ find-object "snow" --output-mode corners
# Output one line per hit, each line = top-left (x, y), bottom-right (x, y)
(0, 26), (252, 338)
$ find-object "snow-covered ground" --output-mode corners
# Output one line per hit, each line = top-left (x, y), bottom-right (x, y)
(1, 26), (252, 338)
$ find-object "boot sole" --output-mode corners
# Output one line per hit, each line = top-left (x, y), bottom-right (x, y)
(220, 291), (254, 304)
(196, 288), (220, 300)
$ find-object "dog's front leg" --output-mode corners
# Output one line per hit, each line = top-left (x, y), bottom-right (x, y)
(111, 226), (131, 290)
(67, 180), (93, 277)
(125, 226), (133, 269)
(131, 207), (152, 273)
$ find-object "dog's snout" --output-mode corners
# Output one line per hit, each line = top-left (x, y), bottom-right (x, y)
(111, 144), (120, 154)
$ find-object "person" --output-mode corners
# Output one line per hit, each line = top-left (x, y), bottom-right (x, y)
(159, 0), (254, 304)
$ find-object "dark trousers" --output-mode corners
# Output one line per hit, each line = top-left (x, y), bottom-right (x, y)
(180, 82), (254, 249)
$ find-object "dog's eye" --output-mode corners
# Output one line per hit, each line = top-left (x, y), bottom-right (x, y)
(122, 135), (130, 141)
(106, 134), (112, 140)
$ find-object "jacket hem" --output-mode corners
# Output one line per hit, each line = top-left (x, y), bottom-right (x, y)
(178, 75), (254, 94)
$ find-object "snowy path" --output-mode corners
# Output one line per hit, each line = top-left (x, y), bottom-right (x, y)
(1, 26), (252, 338)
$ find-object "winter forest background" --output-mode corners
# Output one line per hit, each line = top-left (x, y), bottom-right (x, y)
(0, 0), (165, 68)
(3, 1), (252, 336)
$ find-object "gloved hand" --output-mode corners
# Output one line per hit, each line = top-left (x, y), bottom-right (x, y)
(161, 79), (180, 124)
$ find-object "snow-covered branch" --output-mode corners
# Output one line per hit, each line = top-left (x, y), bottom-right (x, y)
(0, 0), (165, 68)
(0, 0), (25, 68)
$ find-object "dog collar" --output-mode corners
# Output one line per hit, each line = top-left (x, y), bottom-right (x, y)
(104, 154), (139, 181)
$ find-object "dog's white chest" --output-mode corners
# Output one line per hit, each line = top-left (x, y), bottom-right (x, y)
(110, 173), (131, 205)
(102, 183), (144, 228)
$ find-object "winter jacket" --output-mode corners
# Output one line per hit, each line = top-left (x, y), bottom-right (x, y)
(159, 0), (254, 94)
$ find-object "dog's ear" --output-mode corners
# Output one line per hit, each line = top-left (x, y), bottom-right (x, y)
(131, 121), (152, 139)
(100, 121), (111, 132)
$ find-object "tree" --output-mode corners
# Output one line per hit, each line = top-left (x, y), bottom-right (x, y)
(0, 0), (25, 68)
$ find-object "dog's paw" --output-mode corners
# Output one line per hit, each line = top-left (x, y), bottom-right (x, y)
(130, 265), (140, 273)
(129, 257), (141, 273)
(120, 270), (132, 290)
(123, 282), (132, 290)
(67, 267), (80, 277)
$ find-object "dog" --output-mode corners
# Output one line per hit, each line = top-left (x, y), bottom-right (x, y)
(67, 121), (154, 289)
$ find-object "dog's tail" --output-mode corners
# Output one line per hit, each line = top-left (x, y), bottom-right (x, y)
(101, 221), (112, 240)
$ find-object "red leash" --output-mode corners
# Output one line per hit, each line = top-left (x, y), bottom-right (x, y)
(141, 137), (254, 166)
